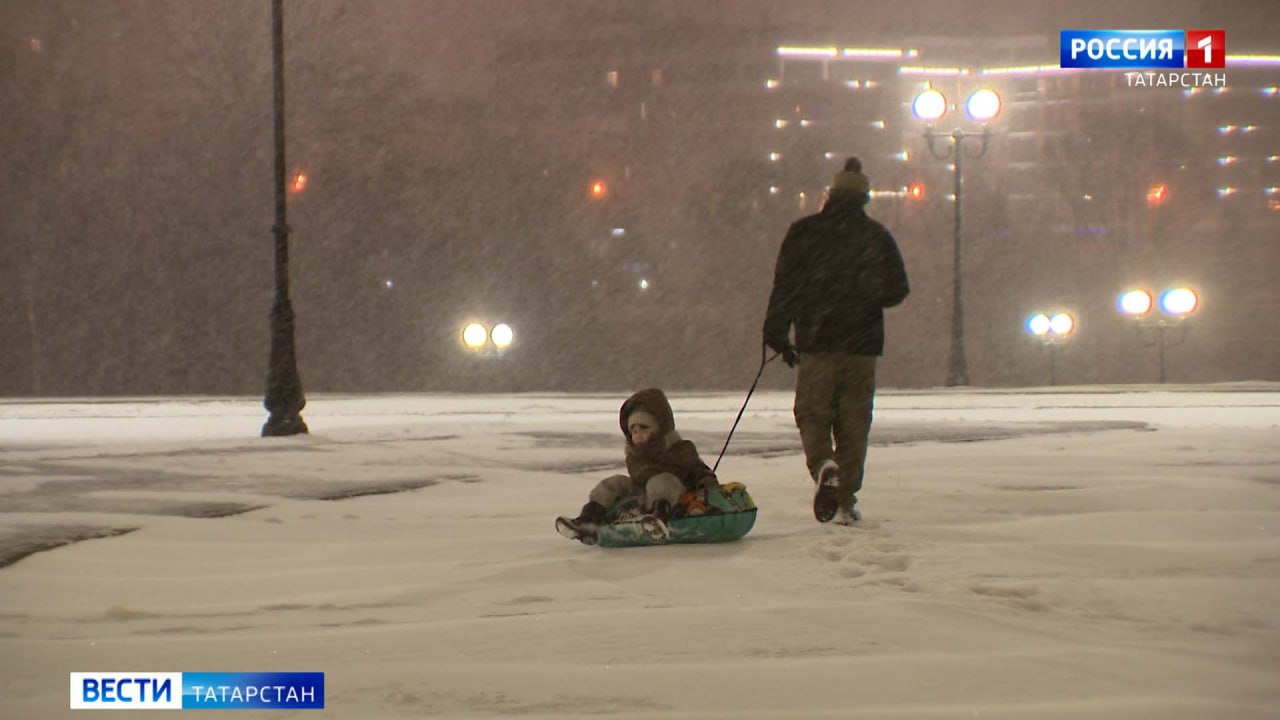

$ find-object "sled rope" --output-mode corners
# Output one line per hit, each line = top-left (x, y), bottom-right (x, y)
(713, 343), (778, 474)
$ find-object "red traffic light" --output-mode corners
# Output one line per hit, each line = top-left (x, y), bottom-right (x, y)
(908, 182), (925, 200)
(1146, 183), (1167, 205)
(589, 180), (607, 199)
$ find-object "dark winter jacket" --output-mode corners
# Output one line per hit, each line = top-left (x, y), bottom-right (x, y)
(763, 194), (910, 356)
(618, 388), (718, 492)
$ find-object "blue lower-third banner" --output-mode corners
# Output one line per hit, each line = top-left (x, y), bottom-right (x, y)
(70, 672), (324, 710)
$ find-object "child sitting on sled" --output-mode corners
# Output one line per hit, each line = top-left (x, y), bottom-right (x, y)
(556, 388), (720, 543)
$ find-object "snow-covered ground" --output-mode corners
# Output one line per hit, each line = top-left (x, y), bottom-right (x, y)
(2, 385), (1278, 719)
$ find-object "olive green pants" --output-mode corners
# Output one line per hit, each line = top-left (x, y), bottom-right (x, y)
(793, 353), (877, 509)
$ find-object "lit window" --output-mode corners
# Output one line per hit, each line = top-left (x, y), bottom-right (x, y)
(606, 70), (618, 88)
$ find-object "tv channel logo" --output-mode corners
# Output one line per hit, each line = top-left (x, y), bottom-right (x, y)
(1186, 30), (1226, 68)
(70, 672), (324, 710)
(70, 673), (183, 710)
(1061, 30), (1225, 69)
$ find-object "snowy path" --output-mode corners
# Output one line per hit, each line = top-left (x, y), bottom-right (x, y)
(1, 386), (1278, 718)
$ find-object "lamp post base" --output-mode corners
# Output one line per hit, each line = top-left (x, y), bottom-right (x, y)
(262, 413), (309, 437)
(946, 348), (970, 387)
(262, 297), (307, 437)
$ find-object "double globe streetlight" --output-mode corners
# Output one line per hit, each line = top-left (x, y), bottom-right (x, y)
(461, 321), (516, 356)
(1025, 311), (1076, 386)
(912, 86), (1002, 387)
(1117, 287), (1200, 383)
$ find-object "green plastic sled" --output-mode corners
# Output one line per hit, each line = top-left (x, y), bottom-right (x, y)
(595, 483), (758, 548)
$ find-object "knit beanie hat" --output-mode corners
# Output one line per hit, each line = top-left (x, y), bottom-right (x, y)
(830, 156), (870, 196)
(626, 409), (659, 432)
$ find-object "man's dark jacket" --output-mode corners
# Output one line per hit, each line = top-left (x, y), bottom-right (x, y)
(763, 194), (910, 356)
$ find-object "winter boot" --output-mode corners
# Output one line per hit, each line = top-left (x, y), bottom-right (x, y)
(831, 505), (861, 526)
(556, 501), (607, 544)
(638, 513), (671, 543)
(813, 460), (840, 523)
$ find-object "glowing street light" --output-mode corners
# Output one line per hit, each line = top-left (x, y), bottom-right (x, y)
(1117, 286), (1201, 383)
(1159, 288), (1199, 316)
(965, 89), (1002, 121)
(1118, 289), (1154, 316)
(491, 323), (515, 349)
(1027, 313), (1053, 337)
(911, 88), (946, 121)
(912, 86), (1002, 386)
(462, 323), (488, 350)
(462, 321), (517, 356)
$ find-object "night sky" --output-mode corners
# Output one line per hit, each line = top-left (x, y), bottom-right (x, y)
(3, 1), (1277, 396)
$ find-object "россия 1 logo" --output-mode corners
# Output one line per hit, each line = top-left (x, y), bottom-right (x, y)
(1061, 29), (1225, 69)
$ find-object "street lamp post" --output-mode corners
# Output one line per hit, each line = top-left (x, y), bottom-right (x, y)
(912, 87), (1001, 387)
(262, 0), (307, 437)
(1026, 312), (1076, 386)
(1117, 287), (1200, 383)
